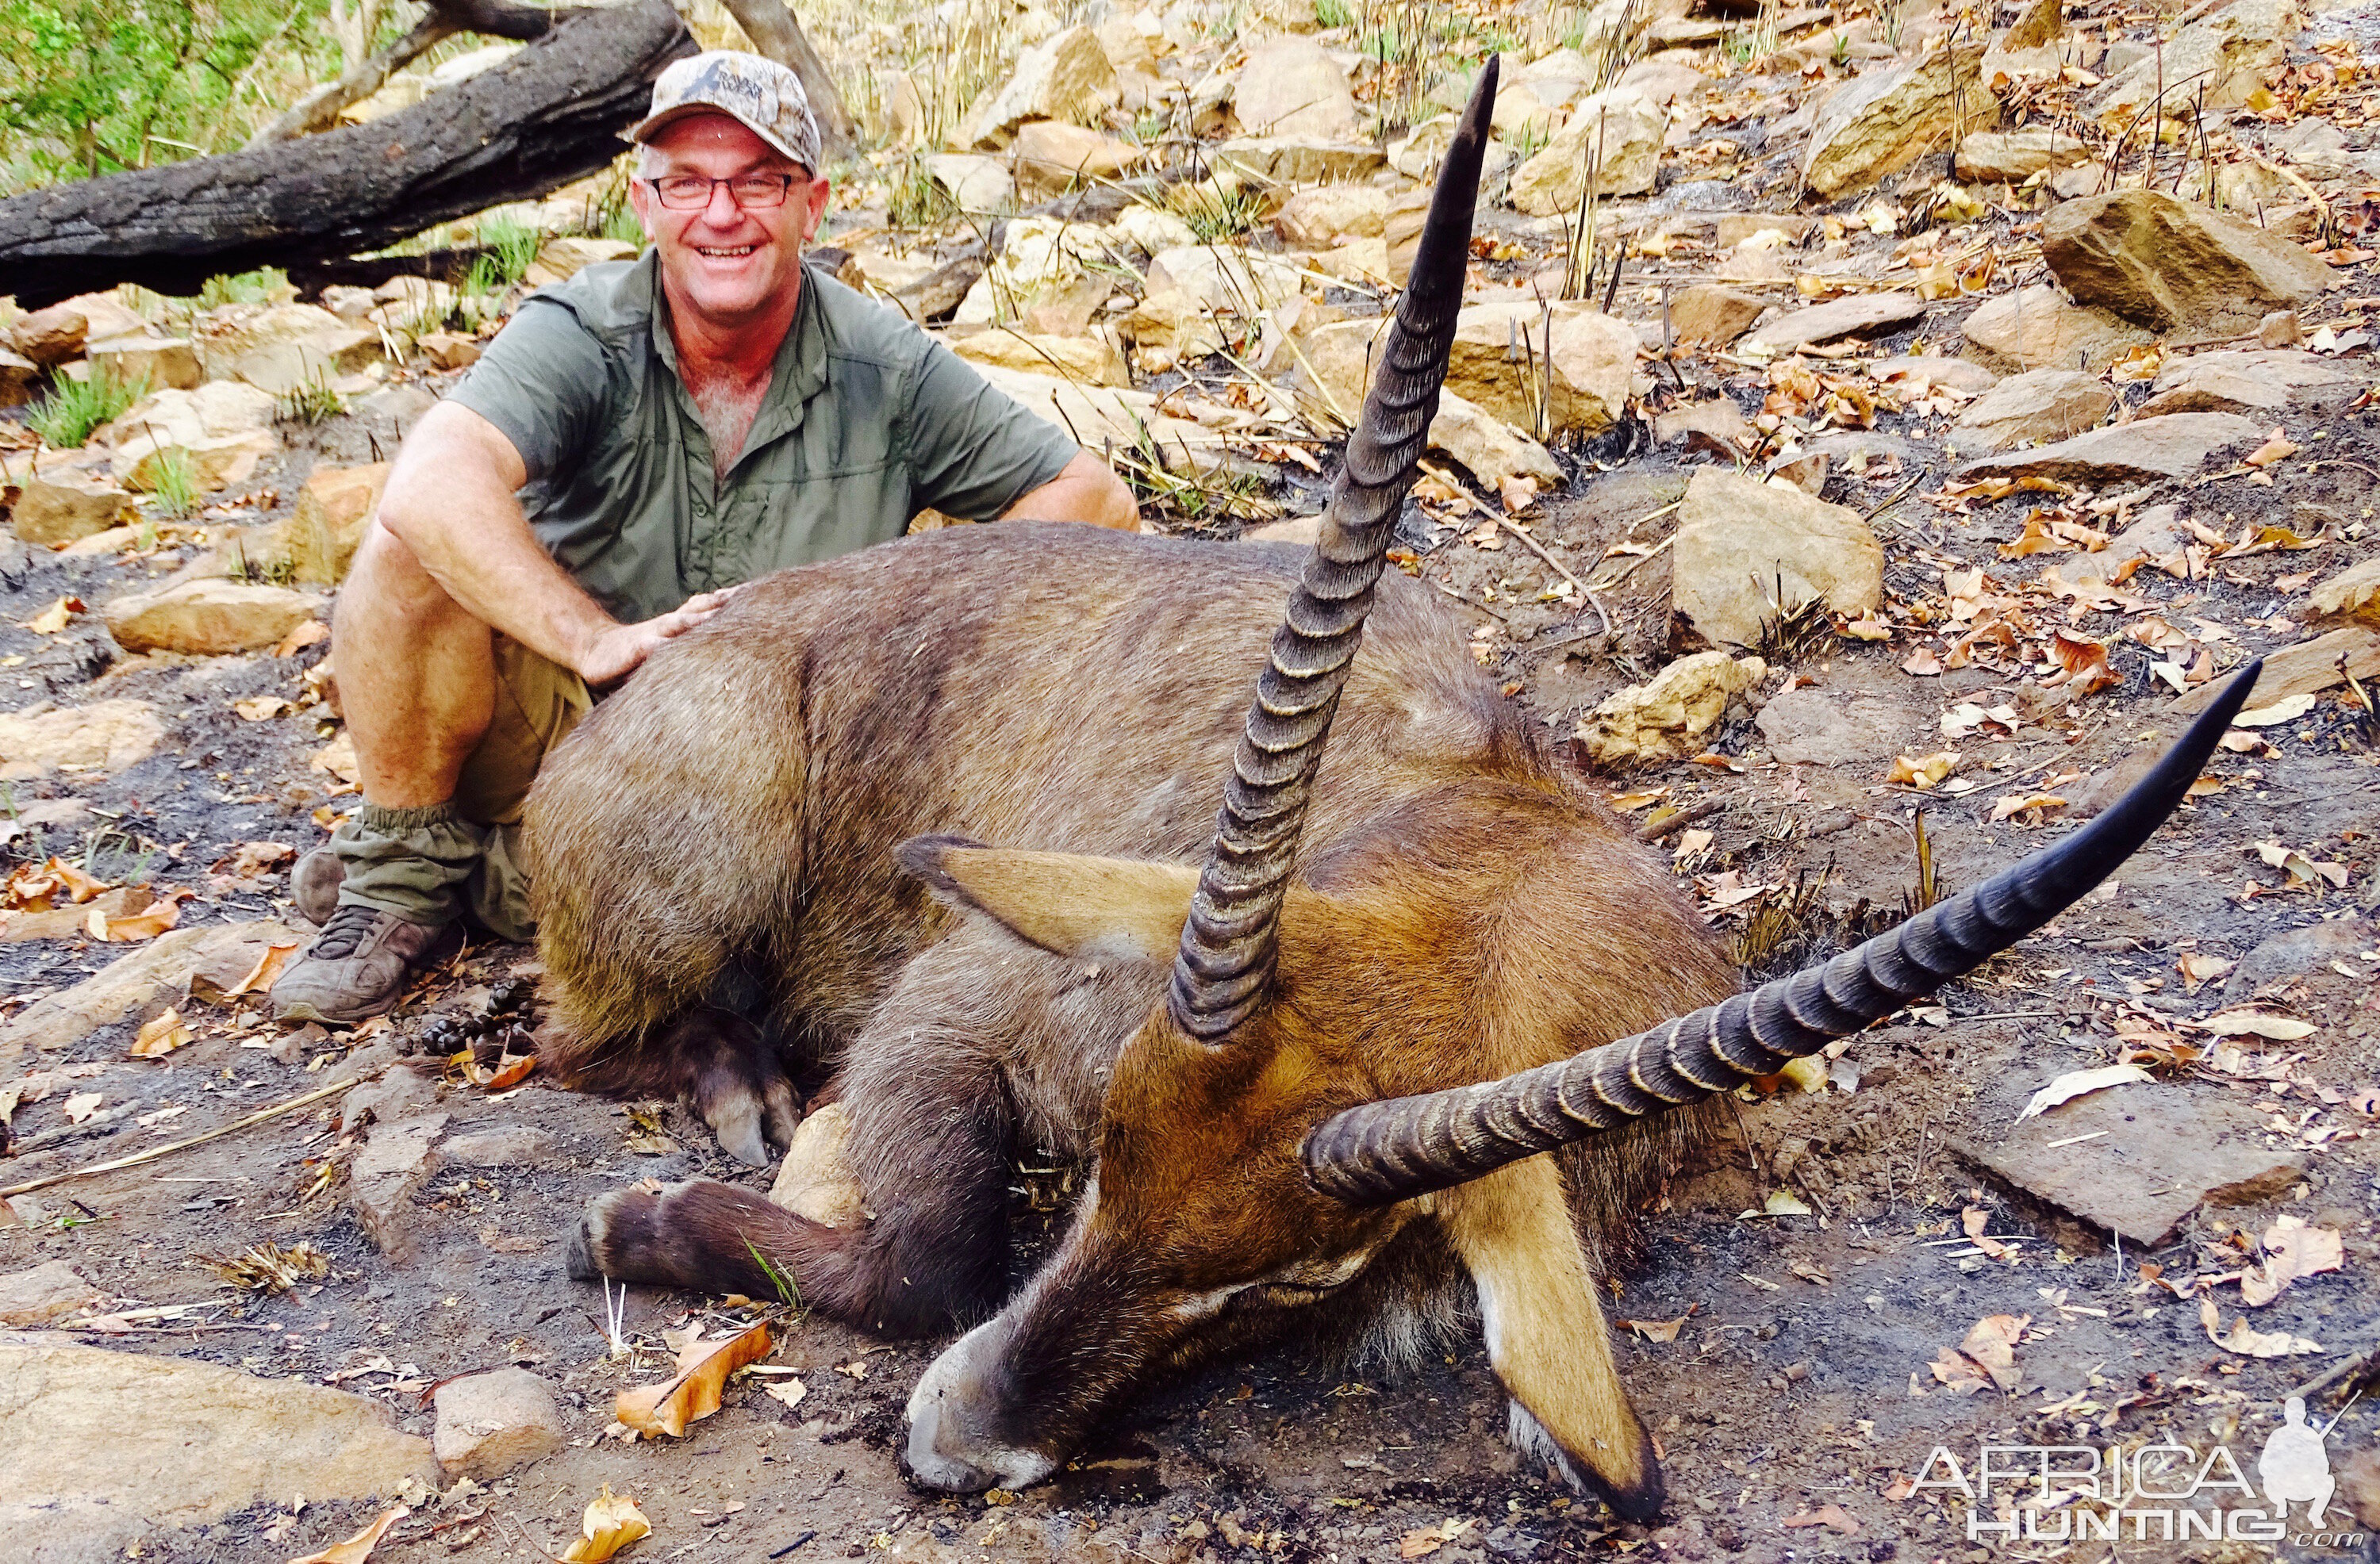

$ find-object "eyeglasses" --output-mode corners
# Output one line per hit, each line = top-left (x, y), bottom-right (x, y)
(644, 173), (800, 210)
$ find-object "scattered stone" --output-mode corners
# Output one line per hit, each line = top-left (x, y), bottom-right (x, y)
(1953, 411), (2262, 484)
(1871, 355), (1999, 396)
(1273, 185), (1388, 247)
(2171, 627), (2380, 715)
(350, 1112), (450, 1260)
(951, 326), (1130, 386)
(958, 25), (1119, 147)
(416, 331), (482, 371)
(1954, 128), (2093, 183)
(971, 366), (1228, 477)
(0, 347), (33, 408)
(1145, 243), (1306, 315)
(433, 1368), (567, 1479)
(0, 920), (301, 1068)
(1751, 291), (1926, 353)
(232, 326), (384, 396)
(1671, 469), (1885, 648)
(2339, 1447), (2380, 1531)
(0, 699), (165, 784)
(1447, 302), (1637, 436)
(342, 1062), (443, 1128)
(444, 1124), (562, 1167)
(1755, 687), (1910, 768)
(1802, 42), (1989, 198)
(1576, 651), (1768, 766)
(770, 1102), (866, 1226)
(2308, 558), (2380, 629)
(1618, 56), (1706, 105)
(5, 470), (138, 546)
(1230, 36), (1360, 140)
(86, 335), (202, 392)
(1653, 398), (1757, 455)
(1011, 120), (1142, 197)
(1667, 284), (1766, 347)
(7, 305), (88, 367)
(1956, 1083), (2303, 1245)
(1947, 368), (2116, 452)
(2135, 348), (2359, 418)
(51, 290), (150, 343)
(1428, 392), (1562, 492)
(1212, 136), (1388, 185)
(1960, 283), (2155, 373)
(280, 461), (390, 585)
(1508, 87), (1666, 213)
(2219, 918), (2370, 1008)
(0, 1260), (103, 1325)
(0, 1336), (438, 1562)
(109, 429), (275, 494)
(2091, 0), (2294, 122)
(2041, 191), (2337, 335)
(528, 236), (638, 286)
(1714, 213), (1815, 248)
(104, 579), (320, 657)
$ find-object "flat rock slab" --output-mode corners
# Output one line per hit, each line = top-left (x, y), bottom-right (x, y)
(2171, 626), (2380, 714)
(0, 1262), (102, 1327)
(1754, 687), (1911, 767)
(1749, 290), (1926, 351)
(0, 922), (305, 1071)
(1954, 411), (2261, 483)
(0, 1333), (438, 1561)
(1956, 1083), (2303, 1245)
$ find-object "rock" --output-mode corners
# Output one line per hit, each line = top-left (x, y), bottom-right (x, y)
(0, 1336), (439, 1562)
(2135, 348), (2359, 418)
(1668, 284), (1766, 347)
(2091, 0), (2296, 123)
(1960, 284), (2154, 373)
(104, 579), (320, 657)
(958, 25), (1119, 147)
(51, 290), (150, 343)
(969, 366), (1229, 477)
(1384, 117), (1516, 194)
(1714, 213), (1815, 248)
(0, 699), (164, 784)
(0, 1260), (103, 1325)
(1802, 42), (1990, 198)
(1955, 1084), (2303, 1246)
(5, 470), (136, 546)
(232, 326), (384, 396)
(1108, 204), (1200, 255)
(1618, 56), (1706, 105)
(1273, 185), (1388, 247)
(1382, 186), (1430, 287)
(1576, 651), (1768, 765)
(350, 1112), (449, 1260)
(1749, 291), (1925, 352)
(1653, 398), (1757, 454)
(278, 461), (390, 585)
(341, 1063), (443, 1129)
(2171, 627), (2380, 715)
(2042, 191), (2336, 335)
(444, 1124), (562, 1167)
(0, 347), (33, 408)
(1755, 687), (1910, 767)
(84, 335), (201, 393)
(2219, 918), (2370, 1008)
(1947, 368), (2116, 452)
(1231, 36), (1360, 140)
(1011, 120), (1142, 198)
(1953, 411), (2262, 484)
(770, 1101), (866, 1226)
(1303, 303), (1637, 439)
(1672, 469), (1885, 648)
(1211, 136), (1388, 185)
(1954, 128), (2093, 183)
(528, 236), (638, 285)
(8, 305), (88, 367)
(2308, 558), (2380, 628)
(192, 379), (278, 435)
(1429, 392), (1562, 491)
(1871, 355), (1999, 396)
(0, 920), (300, 1068)
(433, 1367), (567, 1478)
(109, 429), (275, 494)
(1144, 244), (1305, 314)
(1509, 88), (1666, 213)
(416, 331), (482, 371)
(950, 326), (1130, 385)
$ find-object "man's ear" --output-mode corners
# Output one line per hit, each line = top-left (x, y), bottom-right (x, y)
(894, 835), (1194, 967)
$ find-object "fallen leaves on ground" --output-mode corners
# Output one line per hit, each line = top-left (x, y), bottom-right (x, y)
(1887, 751), (1958, 788)
(190, 939), (301, 1006)
(1929, 1313), (2028, 1395)
(760, 1374), (808, 1411)
(1961, 1206), (2014, 1263)
(2193, 1010), (2318, 1041)
(25, 596), (83, 634)
(1399, 1517), (1475, 1558)
(2252, 841), (2351, 890)
(286, 1505), (407, 1564)
(199, 1240), (330, 1294)
(1621, 1317), (1686, 1343)
(129, 1006), (194, 1058)
(560, 1485), (651, 1562)
(2199, 1294), (2320, 1356)
(1781, 1503), (1860, 1535)
(91, 887), (190, 941)
(615, 1320), (773, 1439)
(4, 857), (109, 912)
(2019, 1063), (2151, 1119)
(2237, 1215), (2344, 1307)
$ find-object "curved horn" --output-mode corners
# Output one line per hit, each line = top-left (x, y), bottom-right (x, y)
(1302, 660), (2266, 1204)
(1166, 59), (1501, 1041)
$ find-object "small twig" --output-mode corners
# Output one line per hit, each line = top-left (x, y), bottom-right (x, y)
(1587, 533), (1674, 592)
(1, 1075), (367, 1198)
(1433, 581), (1514, 623)
(1637, 798), (1723, 842)
(1495, 516), (1610, 638)
(2293, 1345), (2380, 1403)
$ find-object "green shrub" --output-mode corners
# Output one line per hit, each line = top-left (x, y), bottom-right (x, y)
(144, 448), (200, 519)
(1314, 0), (1354, 27)
(475, 213), (543, 286)
(25, 360), (146, 448)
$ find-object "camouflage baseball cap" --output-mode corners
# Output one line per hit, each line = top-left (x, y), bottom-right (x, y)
(628, 50), (821, 172)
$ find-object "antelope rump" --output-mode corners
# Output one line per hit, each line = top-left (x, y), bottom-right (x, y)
(530, 62), (2263, 1519)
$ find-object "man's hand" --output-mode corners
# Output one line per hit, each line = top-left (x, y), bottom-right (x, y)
(574, 588), (741, 685)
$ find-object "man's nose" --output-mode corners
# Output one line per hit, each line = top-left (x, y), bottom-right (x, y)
(701, 181), (743, 225)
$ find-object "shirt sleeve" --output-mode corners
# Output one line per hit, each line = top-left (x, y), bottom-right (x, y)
(443, 298), (611, 487)
(901, 339), (1084, 521)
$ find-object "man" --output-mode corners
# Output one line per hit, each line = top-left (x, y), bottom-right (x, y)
(272, 51), (1138, 1024)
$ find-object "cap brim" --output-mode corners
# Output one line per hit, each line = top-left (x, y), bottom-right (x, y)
(623, 102), (812, 169)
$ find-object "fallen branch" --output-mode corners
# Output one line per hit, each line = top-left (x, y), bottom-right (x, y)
(1637, 797), (1723, 843)
(1, 1073), (371, 1199)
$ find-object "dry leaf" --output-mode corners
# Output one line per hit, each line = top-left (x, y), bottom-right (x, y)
(234, 696), (293, 722)
(2176, 953), (2236, 992)
(1929, 1313), (2027, 1395)
(1902, 644), (1944, 676)
(2235, 692), (2317, 726)
(2237, 1214), (2344, 1307)
(1498, 474), (1539, 515)
(1781, 1504), (1860, 1535)
(274, 619), (330, 657)
(62, 1090), (102, 1124)
(2244, 428), (2298, 467)
(1961, 1206), (2013, 1263)
(25, 596), (83, 635)
(2194, 1010), (2317, 1041)
(2019, 1064), (2150, 1118)
(561, 1485), (652, 1563)
(615, 1320), (772, 1439)
(94, 888), (190, 942)
(2048, 631), (2121, 697)
(2198, 1294), (2320, 1357)
(2254, 841), (2350, 889)
(1399, 1518), (1474, 1559)
(1989, 792), (2066, 822)
(1622, 1317), (1686, 1343)
(761, 1376), (809, 1410)
(130, 1006), (194, 1058)
(1887, 751), (1958, 788)
(287, 1505), (408, 1564)
(1764, 1189), (1813, 1217)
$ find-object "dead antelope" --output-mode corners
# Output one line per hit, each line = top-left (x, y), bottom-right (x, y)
(535, 63), (2262, 1517)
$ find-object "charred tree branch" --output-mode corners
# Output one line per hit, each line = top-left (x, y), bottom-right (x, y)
(246, 0), (587, 148)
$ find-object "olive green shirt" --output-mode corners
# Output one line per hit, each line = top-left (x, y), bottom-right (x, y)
(447, 251), (1080, 625)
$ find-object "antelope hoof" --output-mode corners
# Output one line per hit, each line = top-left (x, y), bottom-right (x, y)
(568, 1186), (660, 1282)
(666, 1008), (802, 1166)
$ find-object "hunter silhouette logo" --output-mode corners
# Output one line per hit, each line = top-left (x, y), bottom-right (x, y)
(2257, 1396), (2340, 1527)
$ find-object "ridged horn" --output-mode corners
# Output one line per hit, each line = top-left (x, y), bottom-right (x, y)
(1165, 58), (1500, 1041)
(1301, 660), (2266, 1203)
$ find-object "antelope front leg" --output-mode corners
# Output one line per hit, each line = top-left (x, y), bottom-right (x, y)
(1437, 1157), (1663, 1523)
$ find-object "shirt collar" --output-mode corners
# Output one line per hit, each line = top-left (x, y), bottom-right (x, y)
(645, 254), (828, 465)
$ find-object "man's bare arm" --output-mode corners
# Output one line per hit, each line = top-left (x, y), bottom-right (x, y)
(999, 449), (1139, 530)
(376, 401), (731, 684)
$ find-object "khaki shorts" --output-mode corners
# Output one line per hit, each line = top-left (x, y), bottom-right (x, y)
(452, 633), (593, 828)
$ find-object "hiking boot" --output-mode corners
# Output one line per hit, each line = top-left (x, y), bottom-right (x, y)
(291, 847), (344, 926)
(272, 903), (463, 1025)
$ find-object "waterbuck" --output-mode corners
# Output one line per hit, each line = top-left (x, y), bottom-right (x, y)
(536, 62), (2261, 1517)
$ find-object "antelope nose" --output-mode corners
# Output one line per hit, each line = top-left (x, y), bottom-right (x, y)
(903, 1389), (999, 1493)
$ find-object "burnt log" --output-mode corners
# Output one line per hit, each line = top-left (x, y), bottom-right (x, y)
(0, 0), (692, 311)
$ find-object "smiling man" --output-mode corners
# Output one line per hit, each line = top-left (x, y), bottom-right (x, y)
(272, 51), (1138, 1023)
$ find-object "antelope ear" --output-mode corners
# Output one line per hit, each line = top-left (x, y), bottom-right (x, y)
(1436, 1158), (1664, 1524)
(895, 835), (1196, 968)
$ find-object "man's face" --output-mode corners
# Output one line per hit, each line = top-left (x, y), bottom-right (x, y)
(630, 113), (831, 329)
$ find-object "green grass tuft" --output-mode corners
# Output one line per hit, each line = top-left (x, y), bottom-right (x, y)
(26, 362), (148, 449)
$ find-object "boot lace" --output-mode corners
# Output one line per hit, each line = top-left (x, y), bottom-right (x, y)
(310, 903), (386, 961)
